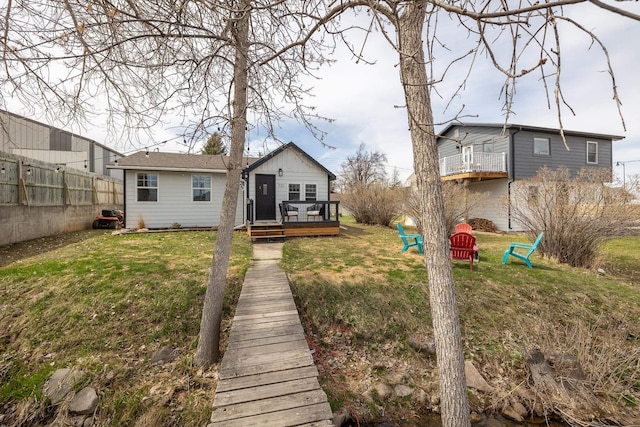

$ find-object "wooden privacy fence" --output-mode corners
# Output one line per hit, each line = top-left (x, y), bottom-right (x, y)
(0, 154), (122, 207)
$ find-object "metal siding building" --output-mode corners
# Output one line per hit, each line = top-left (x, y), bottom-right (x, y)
(0, 110), (123, 180)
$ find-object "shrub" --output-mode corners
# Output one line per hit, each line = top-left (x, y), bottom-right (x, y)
(341, 182), (404, 226)
(508, 166), (638, 268)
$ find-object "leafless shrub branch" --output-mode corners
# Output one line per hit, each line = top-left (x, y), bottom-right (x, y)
(508, 166), (638, 268)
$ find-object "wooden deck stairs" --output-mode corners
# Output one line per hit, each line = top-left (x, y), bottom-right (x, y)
(208, 243), (333, 427)
(248, 222), (285, 241)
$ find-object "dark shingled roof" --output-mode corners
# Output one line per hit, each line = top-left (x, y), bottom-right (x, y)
(109, 151), (259, 171)
(437, 122), (625, 141)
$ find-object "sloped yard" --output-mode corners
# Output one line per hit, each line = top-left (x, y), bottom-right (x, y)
(282, 218), (640, 426)
(0, 221), (638, 426)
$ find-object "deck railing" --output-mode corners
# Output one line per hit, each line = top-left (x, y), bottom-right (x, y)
(281, 200), (340, 223)
(439, 152), (507, 177)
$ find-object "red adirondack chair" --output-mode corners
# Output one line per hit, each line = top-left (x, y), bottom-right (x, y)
(450, 232), (476, 270)
(455, 223), (472, 234)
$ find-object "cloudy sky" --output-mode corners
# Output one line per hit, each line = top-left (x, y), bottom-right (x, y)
(8, 3), (640, 183)
(255, 3), (640, 184)
(272, 4), (640, 184)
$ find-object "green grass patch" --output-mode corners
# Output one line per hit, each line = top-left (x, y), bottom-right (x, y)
(0, 229), (252, 425)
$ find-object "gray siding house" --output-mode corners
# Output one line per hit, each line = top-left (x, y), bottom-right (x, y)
(435, 123), (623, 231)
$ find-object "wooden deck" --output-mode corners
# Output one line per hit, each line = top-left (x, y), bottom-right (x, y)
(208, 248), (333, 427)
(248, 221), (340, 241)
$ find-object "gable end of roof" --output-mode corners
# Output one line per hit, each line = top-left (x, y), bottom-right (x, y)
(245, 142), (336, 180)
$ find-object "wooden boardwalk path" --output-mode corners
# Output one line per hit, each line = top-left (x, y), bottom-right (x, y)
(208, 243), (333, 427)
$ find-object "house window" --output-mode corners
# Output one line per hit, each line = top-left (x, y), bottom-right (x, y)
(586, 141), (598, 164)
(137, 173), (158, 202)
(534, 137), (550, 156)
(192, 175), (211, 201)
(288, 184), (300, 201)
(482, 142), (494, 153)
(305, 184), (317, 201)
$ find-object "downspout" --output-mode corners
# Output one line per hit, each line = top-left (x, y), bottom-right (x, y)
(242, 167), (250, 225)
(327, 175), (331, 221)
(507, 127), (521, 230)
(123, 172), (127, 228)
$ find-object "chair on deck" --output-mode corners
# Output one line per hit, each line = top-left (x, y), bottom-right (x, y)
(455, 223), (472, 234)
(279, 203), (299, 222)
(306, 204), (324, 221)
(502, 232), (544, 268)
(450, 232), (476, 270)
(397, 223), (423, 254)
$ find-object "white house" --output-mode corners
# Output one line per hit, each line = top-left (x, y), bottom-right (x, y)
(109, 142), (338, 232)
(244, 142), (336, 223)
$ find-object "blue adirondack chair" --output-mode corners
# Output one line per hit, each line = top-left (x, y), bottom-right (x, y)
(502, 232), (544, 268)
(397, 223), (424, 254)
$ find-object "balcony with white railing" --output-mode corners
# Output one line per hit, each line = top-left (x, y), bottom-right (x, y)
(439, 152), (508, 181)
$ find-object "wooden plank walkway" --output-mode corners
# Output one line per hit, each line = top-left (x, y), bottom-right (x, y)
(208, 244), (333, 427)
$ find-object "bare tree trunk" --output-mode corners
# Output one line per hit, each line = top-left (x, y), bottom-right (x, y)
(397, 2), (471, 426)
(195, 1), (250, 367)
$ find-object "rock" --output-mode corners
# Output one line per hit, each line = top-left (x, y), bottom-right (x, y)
(526, 350), (557, 391)
(407, 335), (436, 356)
(83, 417), (94, 427)
(104, 371), (115, 385)
(394, 384), (414, 398)
(71, 415), (86, 426)
(362, 389), (375, 402)
(551, 354), (586, 381)
(470, 411), (485, 424)
(532, 400), (545, 417)
(511, 400), (528, 418)
(332, 407), (351, 427)
(388, 369), (412, 384)
(502, 403), (524, 422)
(415, 389), (429, 405)
(519, 388), (544, 416)
(485, 416), (503, 427)
(465, 361), (492, 393)
(43, 368), (85, 405)
(371, 382), (392, 401)
(429, 393), (440, 406)
(69, 387), (98, 415)
(150, 346), (177, 364)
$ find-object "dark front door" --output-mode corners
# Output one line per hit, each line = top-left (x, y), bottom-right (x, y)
(255, 174), (276, 221)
